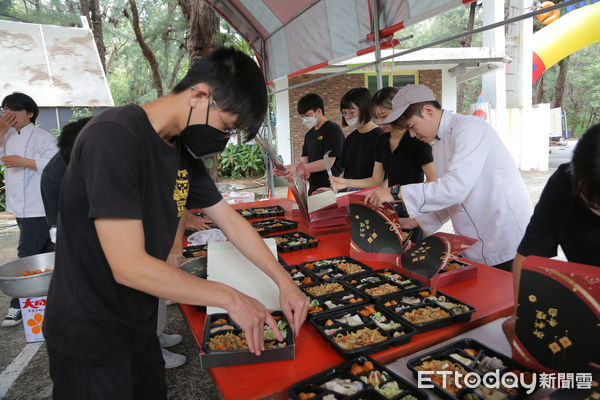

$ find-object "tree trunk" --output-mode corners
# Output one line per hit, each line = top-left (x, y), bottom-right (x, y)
(89, 0), (107, 72)
(128, 0), (163, 97)
(178, 0), (219, 64)
(178, 0), (219, 180)
(533, 74), (545, 104)
(552, 56), (569, 109)
(571, 103), (579, 135)
(456, 1), (477, 112)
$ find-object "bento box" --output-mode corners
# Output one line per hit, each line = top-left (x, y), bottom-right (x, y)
(182, 244), (207, 259)
(266, 231), (321, 252)
(407, 338), (536, 400)
(302, 257), (374, 281)
(395, 233), (478, 288)
(309, 303), (417, 357)
(199, 311), (294, 369)
(236, 208), (255, 219)
(285, 265), (321, 288)
(302, 281), (368, 319)
(512, 256), (600, 373)
(289, 355), (429, 400)
(343, 270), (423, 302)
(348, 201), (414, 264)
(377, 288), (475, 327)
(250, 218), (299, 235)
(248, 205), (285, 218)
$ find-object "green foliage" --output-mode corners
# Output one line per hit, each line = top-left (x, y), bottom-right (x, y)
(49, 107), (94, 138)
(217, 143), (265, 179)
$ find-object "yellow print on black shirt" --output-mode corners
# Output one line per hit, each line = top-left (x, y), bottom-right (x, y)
(173, 169), (189, 217)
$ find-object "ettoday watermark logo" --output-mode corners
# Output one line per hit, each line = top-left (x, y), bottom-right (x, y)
(417, 371), (594, 394)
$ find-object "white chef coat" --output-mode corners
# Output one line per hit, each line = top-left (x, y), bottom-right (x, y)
(400, 111), (533, 266)
(0, 123), (57, 218)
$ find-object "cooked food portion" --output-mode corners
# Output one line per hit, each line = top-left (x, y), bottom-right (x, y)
(333, 327), (387, 350)
(365, 283), (400, 297)
(336, 262), (366, 275)
(415, 359), (467, 394)
(208, 331), (247, 351)
(321, 377), (363, 395)
(18, 266), (53, 276)
(306, 282), (344, 297)
(402, 306), (450, 324)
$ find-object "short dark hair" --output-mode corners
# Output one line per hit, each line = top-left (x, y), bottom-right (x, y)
(340, 87), (372, 127)
(372, 87), (405, 129)
(297, 93), (324, 116)
(2, 92), (39, 123)
(571, 123), (600, 208)
(401, 100), (442, 120)
(173, 47), (267, 141)
(58, 117), (92, 164)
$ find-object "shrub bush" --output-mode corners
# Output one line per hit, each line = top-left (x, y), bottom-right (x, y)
(218, 143), (265, 179)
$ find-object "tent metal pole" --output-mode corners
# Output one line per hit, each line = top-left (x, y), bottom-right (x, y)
(259, 49), (276, 199)
(270, 0), (579, 95)
(373, 0), (383, 90)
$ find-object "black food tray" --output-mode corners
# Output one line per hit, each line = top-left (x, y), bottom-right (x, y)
(248, 205), (285, 218)
(374, 269), (424, 291)
(290, 355), (429, 400)
(236, 208), (255, 219)
(311, 303), (416, 352)
(396, 304), (455, 333)
(182, 244), (208, 259)
(200, 311), (294, 368)
(266, 231), (321, 252)
(377, 288), (475, 324)
(306, 286), (369, 320)
(285, 265), (321, 288)
(251, 218), (299, 235)
(407, 338), (536, 400)
(302, 256), (374, 281)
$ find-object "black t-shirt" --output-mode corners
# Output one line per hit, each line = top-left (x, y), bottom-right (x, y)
(341, 127), (384, 180)
(518, 163), (600, 266)
(375, 131), (434, 186)
(301, 120), (344, 194)
(41, 152), (66, 226)
(43, 105), (222, 359)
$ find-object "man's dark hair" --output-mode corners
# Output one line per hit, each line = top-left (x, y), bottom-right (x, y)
(297, 93), (325, 116)
(401, 100), (442, 120)
(173, 47), (267, 141)
(340, 87), (372, 127)
(58, 117), (92, 164)
(2, 92), (39, 123)
(571, 123), (600, 209)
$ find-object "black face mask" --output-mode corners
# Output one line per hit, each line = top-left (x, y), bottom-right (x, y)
(180, 98), (231, 159)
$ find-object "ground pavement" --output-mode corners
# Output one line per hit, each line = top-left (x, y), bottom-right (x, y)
(0, 141), (574, 399)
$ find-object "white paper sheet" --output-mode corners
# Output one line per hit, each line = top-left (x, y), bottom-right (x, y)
(206, 239), (280, 314)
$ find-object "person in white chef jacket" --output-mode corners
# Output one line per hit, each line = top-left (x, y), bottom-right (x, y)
(365, 84), (532, 270)
(0, 92), (57, 327)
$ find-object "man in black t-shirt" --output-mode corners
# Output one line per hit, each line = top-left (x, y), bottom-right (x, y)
(502, 124), (600, 344)
(43, 48), (308, 400)
(279, 93), (344, 194)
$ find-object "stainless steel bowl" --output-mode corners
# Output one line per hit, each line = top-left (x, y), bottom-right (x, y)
(0, 252), (54, 298)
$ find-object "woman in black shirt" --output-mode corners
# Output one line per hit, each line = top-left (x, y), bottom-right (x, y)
(332, 87), (436, 242)
(339, 87), (384, 182)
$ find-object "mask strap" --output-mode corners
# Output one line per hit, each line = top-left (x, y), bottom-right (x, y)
(206, 94), (212, 125)
(186, 107), (193, 127)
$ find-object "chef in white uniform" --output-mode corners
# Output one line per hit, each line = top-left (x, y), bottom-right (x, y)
(365, 84), (532, 270)
(0, 92), (57, 327)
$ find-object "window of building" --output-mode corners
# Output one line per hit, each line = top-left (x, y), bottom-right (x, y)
(365, 70), (418, 94)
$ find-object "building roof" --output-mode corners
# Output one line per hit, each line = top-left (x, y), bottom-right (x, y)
(0, 19), (114, 107)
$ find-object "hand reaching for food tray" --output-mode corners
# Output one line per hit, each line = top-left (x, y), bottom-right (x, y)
(364, 186), (394, 208)
(279, 280), (310, 337)
(226, 290), (283, 356)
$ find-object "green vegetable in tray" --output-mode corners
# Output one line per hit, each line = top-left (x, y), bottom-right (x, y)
(376, 380), (402, 398)
(399, 395), (418, 400)
(263, 320), (288, 341)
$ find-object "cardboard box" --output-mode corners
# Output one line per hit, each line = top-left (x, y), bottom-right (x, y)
(511, 256), (600, 373)
(19, 296), (46, 343)
(394, 232), (478, 288)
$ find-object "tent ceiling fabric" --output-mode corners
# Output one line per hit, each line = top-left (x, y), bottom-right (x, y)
(208, 0), (475, 82)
